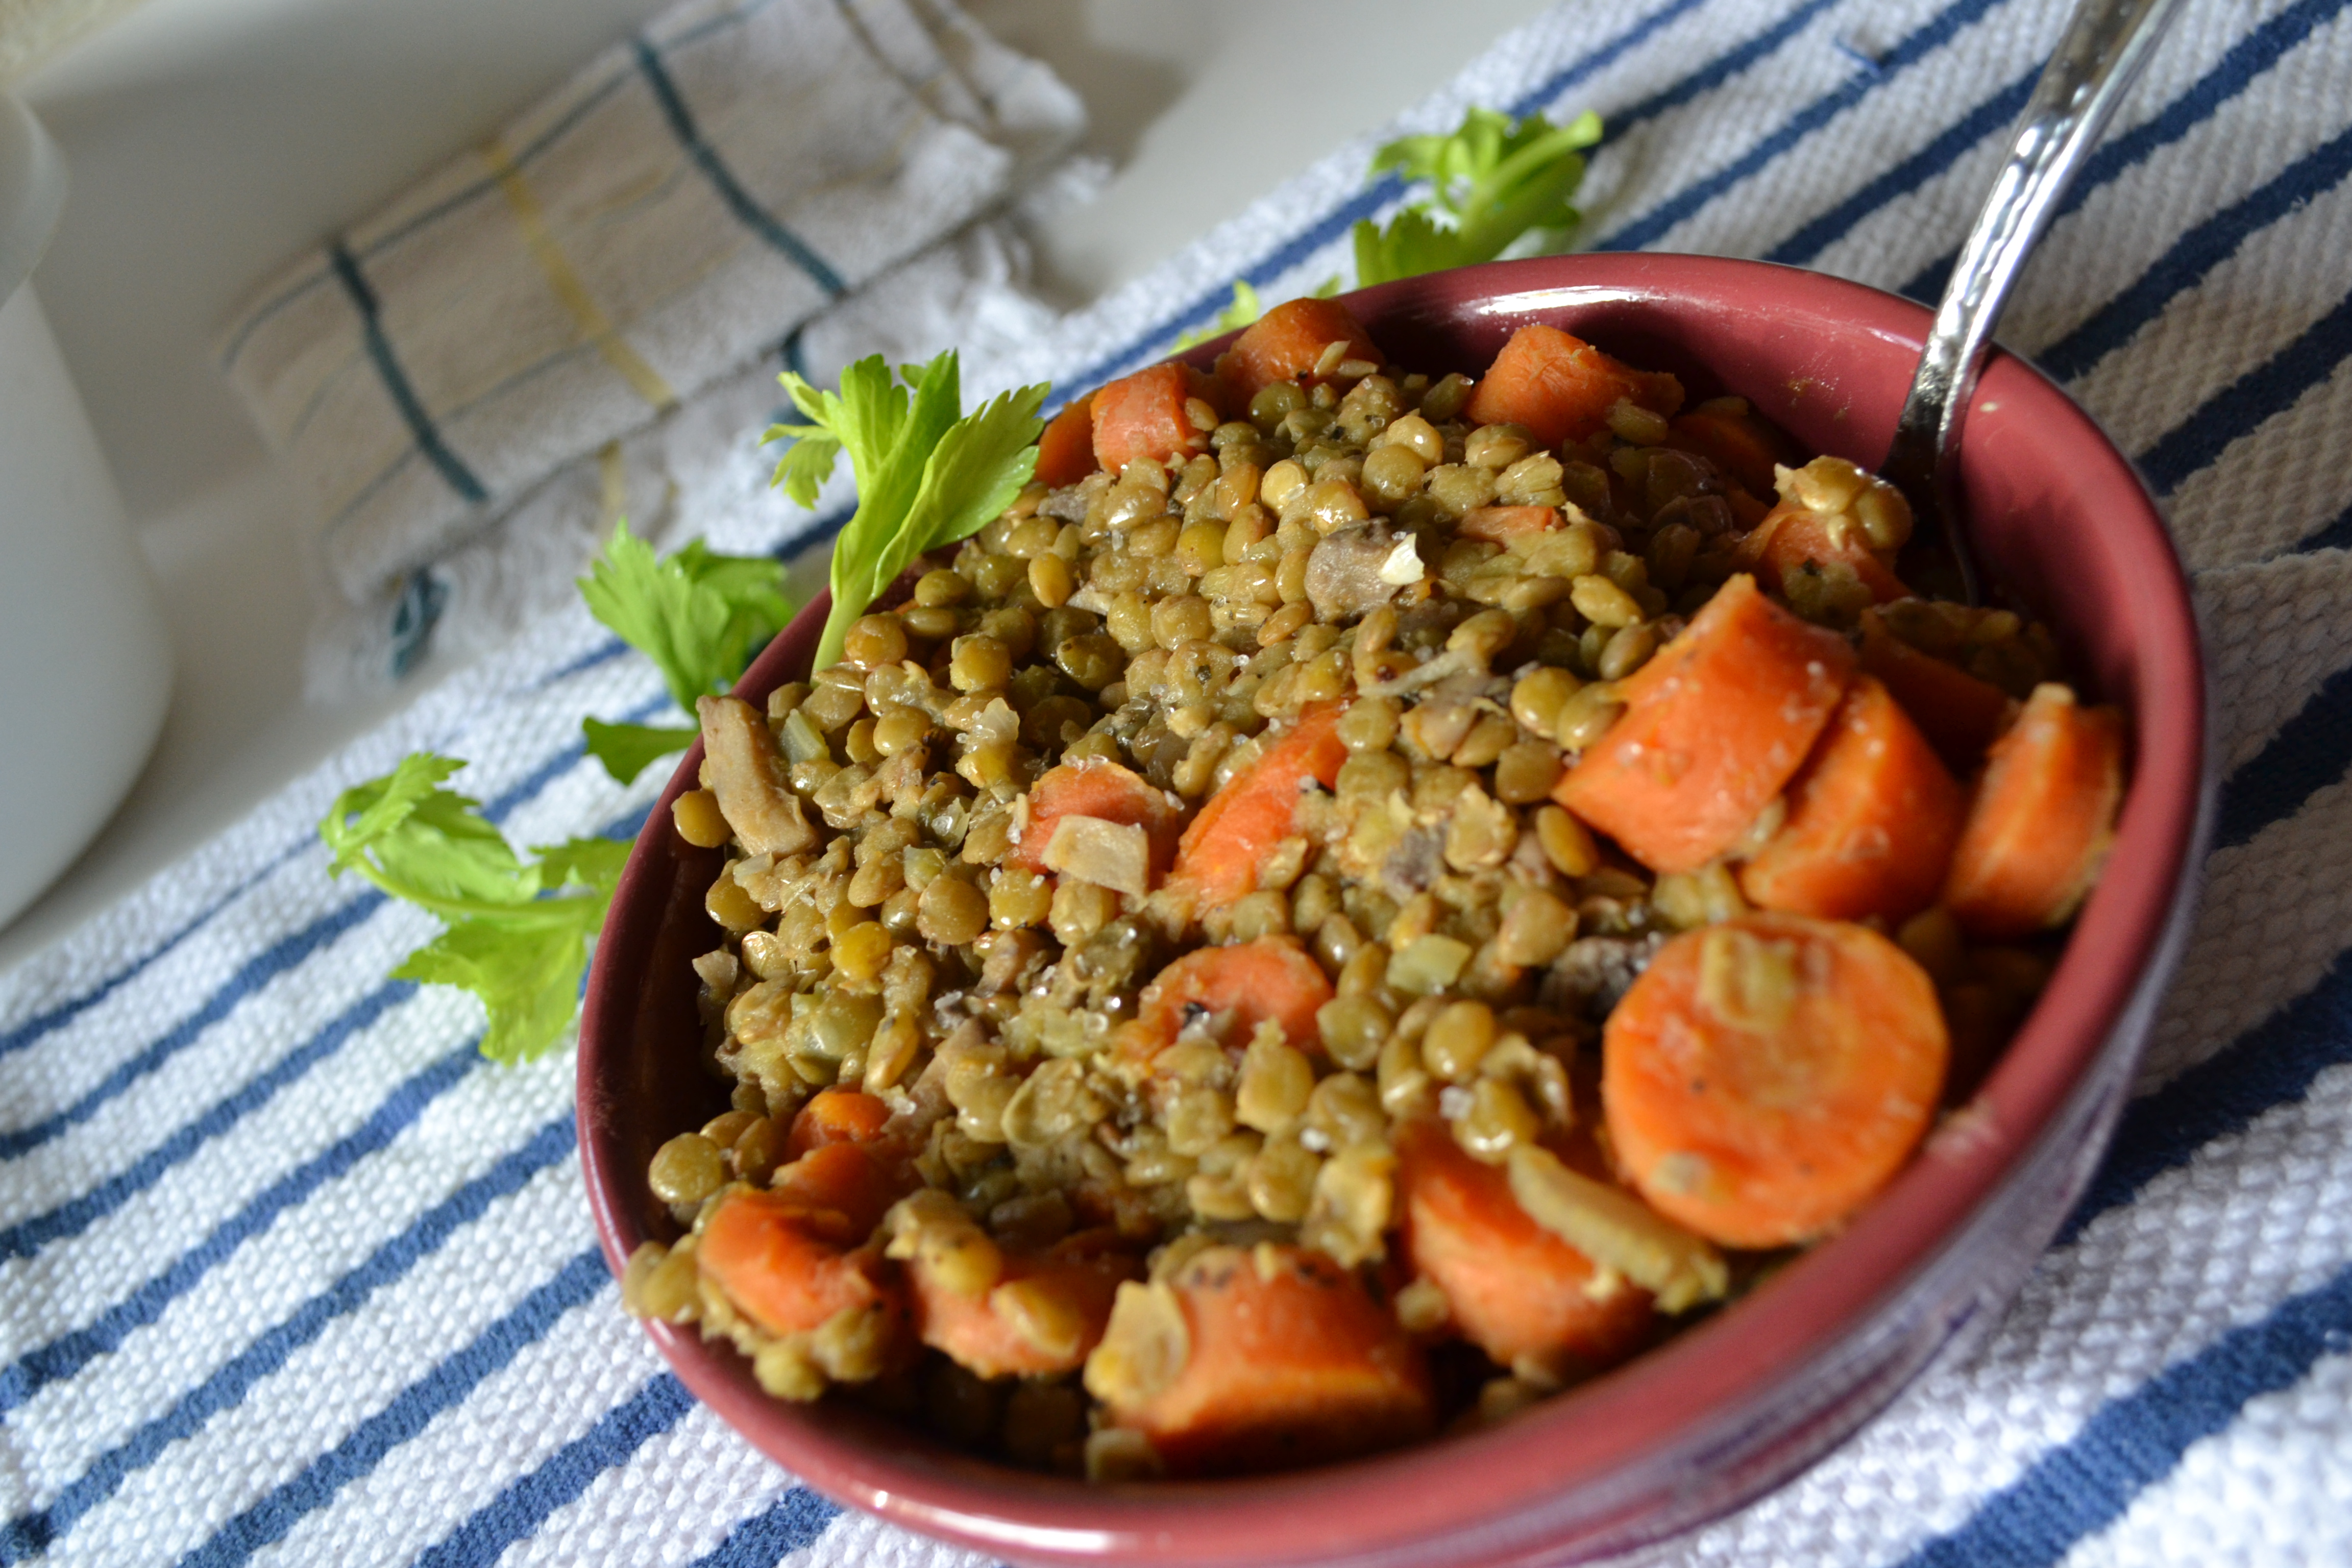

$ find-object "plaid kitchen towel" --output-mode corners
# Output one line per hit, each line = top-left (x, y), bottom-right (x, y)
(12, 0), (2352, 1561)
(215, 0), (1083, 695)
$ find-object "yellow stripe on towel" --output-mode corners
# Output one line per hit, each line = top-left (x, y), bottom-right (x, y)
(481, 136), (679, 414)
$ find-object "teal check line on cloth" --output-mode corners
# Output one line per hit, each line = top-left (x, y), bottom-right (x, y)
(218, 0), (1083, 696)
(10, 0), (2352, 1561)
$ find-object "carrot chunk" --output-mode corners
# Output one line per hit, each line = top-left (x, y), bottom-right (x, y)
(1213, 296), (1384, 401)
(1731, 501), (1909, 606)
(1738, 675), (1966, 923)
(1036, 393), (1099, 487)
(1170, 702), (1349, 908)
(1458, 504), (1561, 544)
(909, 1239), (1141, 1380)
(1602, 913), (1949, 1249)
(1553, 574), (1855, 874)
(1942, 682), (2126, 940)
(698, 1187), (902, 1338)
(785, 1088), (894, 1162)
(1661, 405), (1802, 500)
(1395, 1120), (1653, 1371)
(1008, 757), (1185, 885)
(1086, 1243), (1433, 1475)
(766, 1141), (905, 1237)
(1092, 362), (1216, 473)
(1857, 608), (2017, 771)
(1462, 324), (1683, 447)
(1128, 935), (1334, 1061)
(1738, 498), (1910, 604)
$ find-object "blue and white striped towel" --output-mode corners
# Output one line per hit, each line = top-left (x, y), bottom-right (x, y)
(217, 0), (1082, 696)
(11, 0), (2352, 1561)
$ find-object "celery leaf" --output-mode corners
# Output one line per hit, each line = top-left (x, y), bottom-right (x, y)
(1354, 107), (1603, 286)
(321, 756), (626, 1062)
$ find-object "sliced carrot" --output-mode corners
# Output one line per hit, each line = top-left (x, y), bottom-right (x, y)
(1008, 757), (1186, 884)
(1462, 324), (1683, 448)
(1091, 1243), (1433, 1475)
(1036, 392), (1099, 487)
(1170, 702), (1349, 908)
(1554, 574), (1855, 875)
(1602, 912), (1948, 1249)
(1661, 405), (1802, 500)
(784, 1088), (893, 1162)
(1736, 497), (1910, 604)
(1738, 675), (1966, 923)
(1458, 504), (1561, 544)
(1124, 935), (1334, 1065)
(908, 1241), (1140, 1379)
(1857, 608), (2018, 771)
(1942, 682), (2126, 940)
(1394, 1119), (1652, 1370)
(1092, 362), (1216, 473)
(1213, 296), (1384, 401)
(766, 1140), (906, 1238)
(698, 1187), (903, 1338)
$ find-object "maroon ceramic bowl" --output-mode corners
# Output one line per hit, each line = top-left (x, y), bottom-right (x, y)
(579, 253), (2209, 1566)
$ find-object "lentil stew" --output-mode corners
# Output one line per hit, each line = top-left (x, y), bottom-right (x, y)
(618, 296), (2124, 1482)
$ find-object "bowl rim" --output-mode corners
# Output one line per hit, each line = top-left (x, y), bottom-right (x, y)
(579, 251), (2210, 1566)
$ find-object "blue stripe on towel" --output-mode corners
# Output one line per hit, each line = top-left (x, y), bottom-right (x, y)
(1597, 0), (2018, 256)
(1762, 69), (2035, 265)
(415, 1372), (697, 1568)
(2037, 119), (2352, 383)
(1900, 0), (2352, 303)
(1899, 1259), (2352, 1568)
(0, 949), (402, 1185)
(0, 1040), (479, 1414)
(0, 1114), (579, 1564)
(693, 1489), (844, 1568)
(2304, 499), (2352, 554)
(0, 799), (649, 1561)
(633, 38), (847, 298)
(2069, 950), (2352, 1243)
(0, 696), (606, 1069)
(1583, 0), (1839, 148)
(0, 841), (314, 1062)
(327, 241), (489, 506)
(2213, 660), (2352, 850)
(180, 1248), (611, 1568)
(2137, 282), (2352, 496)
(0, 715), (634, 1170)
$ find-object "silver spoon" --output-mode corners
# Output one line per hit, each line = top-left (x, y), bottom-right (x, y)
(1883, 0), (2190, 602)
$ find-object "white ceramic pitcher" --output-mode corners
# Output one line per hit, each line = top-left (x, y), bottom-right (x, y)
(0, 91), (170, 929)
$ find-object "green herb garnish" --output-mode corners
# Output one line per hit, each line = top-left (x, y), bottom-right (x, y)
(1354, 106), (1603, 285)
(575, 522), (795, 785)
(321, 753), (629, 1062)
(765, 349), (1049, 670)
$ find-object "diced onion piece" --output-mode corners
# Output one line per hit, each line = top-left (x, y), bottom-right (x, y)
(1505, 1144), (1727, 1313)
(1378, 535), (1426, 586)
(1044, 815), (1154, 897)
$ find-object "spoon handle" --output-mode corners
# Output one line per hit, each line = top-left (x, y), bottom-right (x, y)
(1884, 0), (2189, 592)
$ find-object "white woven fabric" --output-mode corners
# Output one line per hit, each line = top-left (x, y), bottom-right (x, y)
(10, 0), (2352, 1562)
(214, 0), (1083, 697)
